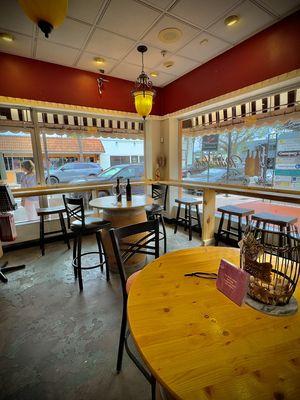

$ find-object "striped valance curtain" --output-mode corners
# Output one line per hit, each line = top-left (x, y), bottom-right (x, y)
(0, 106), (144, 139)
(182, 88), (300, 137)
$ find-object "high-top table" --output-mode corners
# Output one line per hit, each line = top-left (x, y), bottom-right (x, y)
(127, 247), (300, 400)
(89, 194), (152, 272)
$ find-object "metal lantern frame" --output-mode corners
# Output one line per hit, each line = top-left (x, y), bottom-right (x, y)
(132, 45), (156, 120)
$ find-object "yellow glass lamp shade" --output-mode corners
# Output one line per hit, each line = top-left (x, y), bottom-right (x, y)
(18, 0), (68, 37)
(133, 90), (154, 119)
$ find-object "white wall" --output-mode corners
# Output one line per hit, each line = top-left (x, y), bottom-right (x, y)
(100, 138), (144, 169)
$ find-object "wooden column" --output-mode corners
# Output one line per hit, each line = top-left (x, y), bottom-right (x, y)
(202, 188), (216, 245)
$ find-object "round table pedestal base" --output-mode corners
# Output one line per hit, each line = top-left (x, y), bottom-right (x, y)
(101, 208), (148, 273)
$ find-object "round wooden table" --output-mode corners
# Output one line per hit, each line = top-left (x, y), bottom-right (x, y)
(89, 194), (152, 272)
(127, 247), (300, 400)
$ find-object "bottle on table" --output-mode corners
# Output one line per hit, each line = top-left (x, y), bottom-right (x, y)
(116, 177), (122, 203)
(126, 178), (132, 201)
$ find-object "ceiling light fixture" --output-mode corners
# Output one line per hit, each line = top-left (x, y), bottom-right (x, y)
(163, 60), (174, 69)
(150, 72), (159, 78)
(0, 33), (14, 42)
(18, 0), (68, 38)
(94, 57), (105, 65)
(158, 27), (182, 44)
(132, 45), (156, 120)
(199, 38), (208, 45)
(224, 15), (240, 26)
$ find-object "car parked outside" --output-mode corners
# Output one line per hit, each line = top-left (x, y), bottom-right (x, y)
(70, 163), (145, 201)
(46, 162), (102, 184)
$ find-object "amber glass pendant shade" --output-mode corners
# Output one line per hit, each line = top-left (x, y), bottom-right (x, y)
(18, 0), (68, 38)
(132, 45), (155, 120)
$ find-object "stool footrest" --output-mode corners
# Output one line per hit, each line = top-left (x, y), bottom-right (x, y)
(72, 251), (106, 271)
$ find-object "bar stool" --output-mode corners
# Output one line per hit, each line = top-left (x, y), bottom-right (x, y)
(215, 205), (254, 246)
(37, 206), (70, 256)
(251, 212), (298, 247)
(145, 184), (168, 253)
(174, 197), (202, 241)
(63, 196), (111, 291)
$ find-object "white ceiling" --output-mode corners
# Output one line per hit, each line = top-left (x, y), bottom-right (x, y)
(0, 0), (299, 87)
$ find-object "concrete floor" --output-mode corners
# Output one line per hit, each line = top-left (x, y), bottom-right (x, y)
(0, 225), (202, 400)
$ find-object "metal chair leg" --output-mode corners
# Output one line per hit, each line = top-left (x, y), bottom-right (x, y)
(174, 203), (181, 234)
(188, 205), (192, 241)
(40, 214), (45, 256)
(72, 236), (78, 279)
(116, 304), (127, 373)
(95, 231), (104, 273)
(160, 214), (167, 253)
(59, 211), (70, 250)
(77, 235), (83, 291)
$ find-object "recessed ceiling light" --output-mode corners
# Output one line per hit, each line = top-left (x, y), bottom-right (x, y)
(199, 38), (208, 45)
(150, 72), (159, 78)
(94, 57), (105, 65)
(0, 33), (14, 42)
(158, 28), (182, 44)
(224, 15), (240, 26)
(163, 61), (174, 69)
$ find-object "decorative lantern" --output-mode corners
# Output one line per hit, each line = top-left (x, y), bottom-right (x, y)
(132, 45), (156, 120)
(240, 223), (300, 310)
(18, 0), (68, 38)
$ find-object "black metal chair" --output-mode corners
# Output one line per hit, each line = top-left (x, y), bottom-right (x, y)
(109, 219), (160, 400)
(63, 195), (111, 291)
(145, 184), (168, 253)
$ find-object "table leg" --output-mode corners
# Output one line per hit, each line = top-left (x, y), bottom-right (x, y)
(202, 188), (216, 246)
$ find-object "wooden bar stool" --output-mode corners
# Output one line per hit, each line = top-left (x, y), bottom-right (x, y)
(215, 205), (254, 246)
(174, 197), (202, 241)
(37, 206), (70, 256)
(251, 212), (298, 247)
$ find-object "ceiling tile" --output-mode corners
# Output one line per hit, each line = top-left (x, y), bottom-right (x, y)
(145, 69), (176, 87)
(125, 45), (165, 69)
(36, 40), (80, 66)
(0, 0), (34, 36)
(170, 0), (239, 28)
(76, 51), (118, 73)
(68, 0), (104, 24)
(208, 0), (275, 44)
(256, 0), (300, 16)
(156, 54), (198, 76)
(40, 18), (91, 49)
(141, 0), (174, 9)
(0, 32), (32, 57)
(86, 28), (135, 59)
(177, 32), (231, 62)
(98, 0), (160, 40)
(142, 15), (200, 52)
(109, 62), (141, 82)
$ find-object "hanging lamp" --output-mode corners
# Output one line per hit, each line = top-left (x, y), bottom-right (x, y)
(18, 0), (68, 38)
(132, 45), (156, 120)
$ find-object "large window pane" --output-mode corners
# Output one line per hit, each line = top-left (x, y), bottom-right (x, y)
(0, 130), (40, 222)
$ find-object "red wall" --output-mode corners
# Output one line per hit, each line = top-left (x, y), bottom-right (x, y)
(0, 11), (299, 116)
(0, 53), (162, 115)
(161, 10), (300, 115)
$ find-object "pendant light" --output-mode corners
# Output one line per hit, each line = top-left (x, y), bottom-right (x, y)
(132, 45), (156, 120)
(18, 0), (68, 38)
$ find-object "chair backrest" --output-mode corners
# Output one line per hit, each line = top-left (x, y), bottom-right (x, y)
(63, 195), (85, 228)
(109, 219), (160, 299)
(151, 184), (168, 211)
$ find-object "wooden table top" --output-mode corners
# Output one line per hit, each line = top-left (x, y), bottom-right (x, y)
(89, 194), (152, 211)
(127, 247), (300, 400)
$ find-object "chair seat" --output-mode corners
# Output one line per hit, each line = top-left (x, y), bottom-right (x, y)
(252, 212), (297, 226)
(217, 205), (254, 217)
(37, 206), (66, 216)
(71, 217), (110, 231)
(145, 203), (164, 214)
(175, 197), (202, 205)
(126, 270), (141, 294)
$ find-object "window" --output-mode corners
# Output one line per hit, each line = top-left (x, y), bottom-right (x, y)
(181, 121), (300, 190)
